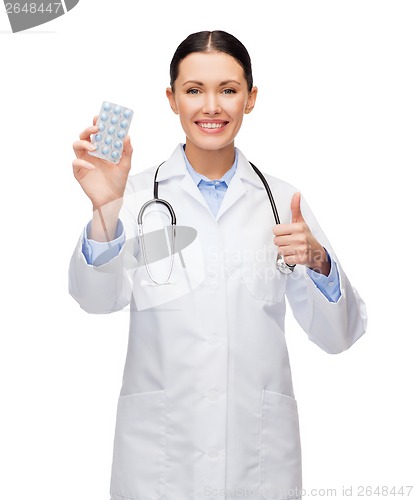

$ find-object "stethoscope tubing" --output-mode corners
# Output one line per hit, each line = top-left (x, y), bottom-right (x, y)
(137, 158), (295, 284)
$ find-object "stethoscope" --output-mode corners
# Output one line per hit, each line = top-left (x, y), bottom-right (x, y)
(137, 161), (296, 285)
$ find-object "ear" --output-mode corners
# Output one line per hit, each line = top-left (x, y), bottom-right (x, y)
(244, 86), (258, 115)
(166, 87), (179, 115)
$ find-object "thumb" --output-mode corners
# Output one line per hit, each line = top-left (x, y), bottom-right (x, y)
(123, 135), (133, 158)
(119, 135), (133, 170)
(291, 192), (304, 223)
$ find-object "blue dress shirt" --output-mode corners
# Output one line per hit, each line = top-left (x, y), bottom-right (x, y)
(82, 145), (341, 302)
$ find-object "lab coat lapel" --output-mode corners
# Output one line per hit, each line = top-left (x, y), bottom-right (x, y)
(156, 144), (211, 213)
(214, 174), (246, 221)
(155, 144), (265, 221)
(179, 174), (211, 212)
(215, 148), (265, 222)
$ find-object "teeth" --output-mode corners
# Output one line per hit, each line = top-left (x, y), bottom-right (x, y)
(199, 122), (225, 129)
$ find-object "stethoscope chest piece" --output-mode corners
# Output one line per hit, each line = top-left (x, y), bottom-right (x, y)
(276, 254), (296, 275)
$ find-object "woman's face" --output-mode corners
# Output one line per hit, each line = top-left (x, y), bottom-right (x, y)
(166, 51), (257, 152)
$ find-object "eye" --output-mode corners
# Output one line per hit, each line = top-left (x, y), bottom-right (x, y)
(223, 88), (236, 95)
(186, 88), (200, 95)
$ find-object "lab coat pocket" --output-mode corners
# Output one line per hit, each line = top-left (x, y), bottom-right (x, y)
(241, 227), (287, 303)
(110, 389), (166, 500)
(259, 389), (302, 500)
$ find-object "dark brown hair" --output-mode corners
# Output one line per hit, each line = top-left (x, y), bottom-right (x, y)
(169, 30), (254, 93)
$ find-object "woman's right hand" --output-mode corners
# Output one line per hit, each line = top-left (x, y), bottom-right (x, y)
(72, 115), (133, 210)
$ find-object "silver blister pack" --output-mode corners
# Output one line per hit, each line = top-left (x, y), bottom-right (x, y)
(88, 101), (134, 164)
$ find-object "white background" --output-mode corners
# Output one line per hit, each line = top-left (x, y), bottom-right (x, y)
(1, 1), (413, 498)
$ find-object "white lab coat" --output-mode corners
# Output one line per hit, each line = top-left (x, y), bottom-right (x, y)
(69, 144), (367, 500)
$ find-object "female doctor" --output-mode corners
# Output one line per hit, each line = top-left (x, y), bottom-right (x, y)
(69, 30), (367, 500)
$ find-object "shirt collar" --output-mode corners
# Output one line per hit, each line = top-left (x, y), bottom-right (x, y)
(181, 143), (238, 187)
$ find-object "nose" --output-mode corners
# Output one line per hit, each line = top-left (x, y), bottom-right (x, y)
(202, 92), (222, 115)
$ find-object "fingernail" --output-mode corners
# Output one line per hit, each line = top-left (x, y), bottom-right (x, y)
(88, 144), (96, 151)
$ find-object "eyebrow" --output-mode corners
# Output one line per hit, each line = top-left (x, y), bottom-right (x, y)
(182, 80), (242, 87)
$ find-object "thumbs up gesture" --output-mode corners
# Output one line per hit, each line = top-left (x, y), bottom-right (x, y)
(272, 192), (331, 276)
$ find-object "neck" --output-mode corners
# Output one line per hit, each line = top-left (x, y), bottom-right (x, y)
(184, 140), (235, 180)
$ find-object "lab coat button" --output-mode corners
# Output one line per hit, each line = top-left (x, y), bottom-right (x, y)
(328, 281), (334, 287)
(207, 390), (219, 401)
(206, 447), (219, 459)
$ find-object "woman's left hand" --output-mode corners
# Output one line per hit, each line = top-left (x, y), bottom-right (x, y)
(272, 192), (331, 276)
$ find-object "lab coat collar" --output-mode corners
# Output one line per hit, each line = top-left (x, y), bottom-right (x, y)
(155, 143), (265, 190)
(155, 144), (266, 221)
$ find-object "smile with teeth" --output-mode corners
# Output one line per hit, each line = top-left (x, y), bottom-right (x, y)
(197, 122), (227, 129)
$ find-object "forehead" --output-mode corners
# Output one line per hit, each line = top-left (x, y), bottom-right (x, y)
(176, 51), (245, 82)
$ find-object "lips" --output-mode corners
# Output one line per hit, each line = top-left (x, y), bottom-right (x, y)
(195, 120), (229, 133)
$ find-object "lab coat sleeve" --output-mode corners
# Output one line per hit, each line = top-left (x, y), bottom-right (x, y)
(306, 250), (341, 302)
(82, 218), (125, 265)
(68, 190), (139, 314)
(285, 194), (367, 354)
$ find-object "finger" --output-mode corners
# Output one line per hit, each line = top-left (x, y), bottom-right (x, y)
(272, 223), (298, 236)
(73, 139), (97, 156)
(273, 234), (295, 248)
(123, 135), (133, 156)
(72, 158), (96, 171)
(93, 115), (98, 126)
(291, 192), (304, 223)
(283, 254), (297, 265)
(79, 124), (99, 141)
(119, 135), (133, 171)
(278, 246), (296, 258)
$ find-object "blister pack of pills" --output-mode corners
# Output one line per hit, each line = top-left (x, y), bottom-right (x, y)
(88, 101), (134, 164)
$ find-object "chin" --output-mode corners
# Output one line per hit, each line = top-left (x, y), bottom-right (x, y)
(189, 134), (235, 152)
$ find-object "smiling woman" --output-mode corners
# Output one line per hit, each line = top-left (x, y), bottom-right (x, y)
(69, 30), (367, 500)
(165, 32), (257, 179)
(166, 51), (257, 178)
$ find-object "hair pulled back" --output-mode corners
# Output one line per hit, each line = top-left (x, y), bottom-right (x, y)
(169, 30), (253, 93)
